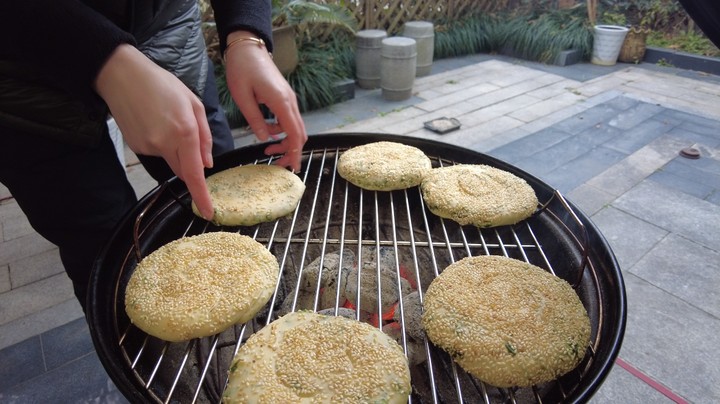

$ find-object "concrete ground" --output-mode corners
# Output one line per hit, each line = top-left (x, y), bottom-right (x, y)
(1, 53), (718, 403)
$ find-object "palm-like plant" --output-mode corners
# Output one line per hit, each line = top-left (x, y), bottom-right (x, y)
(272, 0), (357, 41)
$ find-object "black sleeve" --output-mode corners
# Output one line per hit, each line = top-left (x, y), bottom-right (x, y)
(677, 0), (720, 49)
(210, 0), (274, 53)
(1, 0), (136, 98)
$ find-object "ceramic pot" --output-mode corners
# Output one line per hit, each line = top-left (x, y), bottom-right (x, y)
(591, 25), (630, 66)
(272, 25), (298, 75)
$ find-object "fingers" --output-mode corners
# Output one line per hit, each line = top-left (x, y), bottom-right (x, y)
(238, 100), (272, 141)
(185, 101), (214, 220)
(267, 105), (307, 172)
(197, 105), (214, 169)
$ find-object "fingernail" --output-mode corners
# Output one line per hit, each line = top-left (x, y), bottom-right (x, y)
(206, 152), (214, 168)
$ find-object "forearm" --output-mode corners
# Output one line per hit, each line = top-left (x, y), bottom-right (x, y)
(210, 0), (273, 53)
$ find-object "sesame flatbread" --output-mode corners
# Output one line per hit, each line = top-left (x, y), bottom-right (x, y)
(337, 141), (432, 191)
(223, 311), (411, 403)
(192, 164), (305, 226)
(421, 255), (591, 387)
(420, 164), (538, 227)
(125, 232), (278, 342)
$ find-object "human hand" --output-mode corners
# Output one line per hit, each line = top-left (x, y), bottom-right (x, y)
(223, 31), (308, 172)
(94, 44), (216, 220)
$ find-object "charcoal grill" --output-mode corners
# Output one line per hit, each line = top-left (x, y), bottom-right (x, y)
(88, 133), (626, 403)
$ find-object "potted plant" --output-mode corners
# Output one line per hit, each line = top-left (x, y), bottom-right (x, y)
(587, 1), (629, 65)
(271, 0), (357, 75)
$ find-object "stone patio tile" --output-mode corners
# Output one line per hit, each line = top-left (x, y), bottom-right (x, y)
(488, 126), (574, 164)
(551, 101), (626, 134)
(630, 233), (720, 318)
(0, 298), (83, 351)
(0, 336), (43, 392)
(0, 265), (9, 294)
(667, 126), (720, 148)
(664, 157), (720, 189)
(590, 206), (668, 271)
(566, 183), (616, 217)
(435, 116), (525, 146)
(648, 170), (715, 200)
(415, 82), (498, 111)
(0, 274), (75, 325)
(586, 135), (690, 197)
(9, 248), (63, 289)
(576, 120), (625, 147)
(525, 78), (581, 99)
(620, 273), (720, 404)
(537, 146), (627, 194)
(0, 351), (128, 404)
(707, 191), (720, 206)
(41, 317), (94, 371)
(589, 362), (675, 404)
(470, 94), (542, 120)
(510, 135), (603, 177)
(506, 91), (586, 123)
(0, 183), (10, 201)
(604, 117), (672, 155)
(0, 199), (23, 223)
(613, 180), (720, 251)
(0, 209), (33, 242)
(470, 125), (532, 153)
(486, 65), (548, 87)
(0, 232), (55, 270)
(607, 101), (665, 131)
(576, 75), (630, 97)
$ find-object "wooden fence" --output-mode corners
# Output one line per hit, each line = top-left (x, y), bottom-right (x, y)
(337, 0), (510, 33)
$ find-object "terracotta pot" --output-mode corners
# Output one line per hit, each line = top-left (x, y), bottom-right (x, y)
(272, 25), (298, 76)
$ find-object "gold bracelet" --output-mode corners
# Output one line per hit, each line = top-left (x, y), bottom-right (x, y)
(224, 36), (273, 61)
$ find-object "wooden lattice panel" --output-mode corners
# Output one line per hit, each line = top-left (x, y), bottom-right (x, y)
(328, 0), (506, 33)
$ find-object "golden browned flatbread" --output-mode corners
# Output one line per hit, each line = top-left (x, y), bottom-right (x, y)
(125, 232), (278, 342)
(223, 311), (411, 403)
(192, 164), (305, 226)
(420, 164), (538, 227)
(421, 255), (591, 387)
(337, 141), (432, 191)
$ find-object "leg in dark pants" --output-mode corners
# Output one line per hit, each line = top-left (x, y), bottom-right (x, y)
(0, 127), (138, 310)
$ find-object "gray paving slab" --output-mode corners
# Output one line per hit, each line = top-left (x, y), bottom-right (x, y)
(620, 273), (720, 403)
(8, 248), (63, 289)
(607, 101), (665, 131)
(604, 117), (672, 155)
(630, 233), (720, 318)
(0, 265), (9, 294)
(566, 183), (616, 217)
(589, 363), (675, 404)
(42, 317), (95, 371)
(539, 146), (628, 194)
(0, 351), (128, 404)
(488, 126), (574, 164)
(613, 180), (720, 251)
(0, 336), (43, 391)
(586, 134), (691, 198)
(0, 297), (82, 351)
(589, 206), (669, 271)
(648, 169), (716, 200)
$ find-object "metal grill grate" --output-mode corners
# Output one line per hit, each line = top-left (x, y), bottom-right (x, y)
(90, 135), (625, 404)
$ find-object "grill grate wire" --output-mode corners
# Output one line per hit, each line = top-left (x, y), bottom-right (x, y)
(114, 145), (607, 404)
